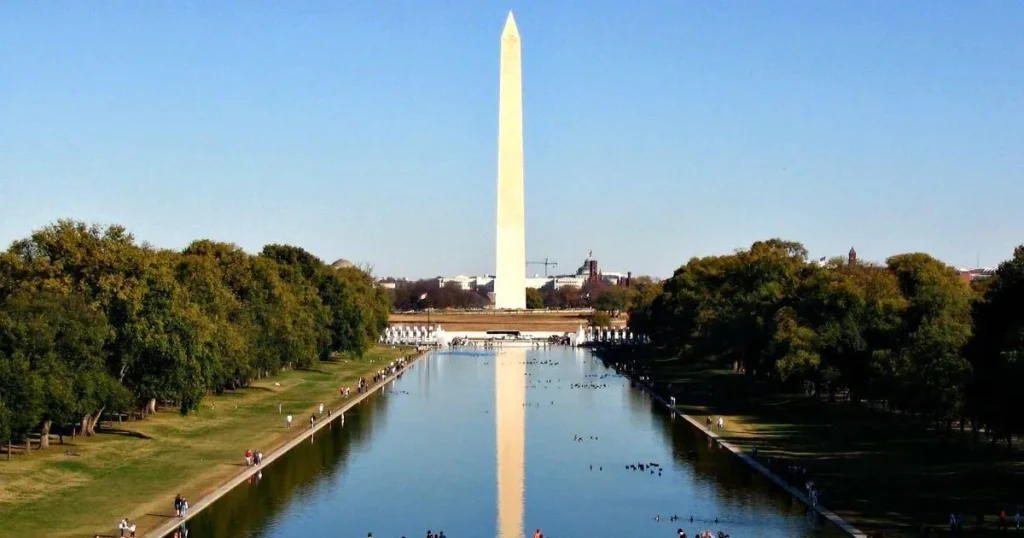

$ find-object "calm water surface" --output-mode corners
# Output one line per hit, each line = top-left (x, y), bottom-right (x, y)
(172, 347), (844, 538)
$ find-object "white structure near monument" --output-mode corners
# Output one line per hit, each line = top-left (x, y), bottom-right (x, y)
(493, 12), (527, 310)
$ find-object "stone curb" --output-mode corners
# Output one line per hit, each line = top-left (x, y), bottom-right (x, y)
(145, 351), (428, 538)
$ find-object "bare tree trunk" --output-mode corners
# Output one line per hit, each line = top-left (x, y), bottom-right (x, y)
(80, 415), (89, 437)
(145, 398), (157, 416)
(24, 436), (31, 454)
(85, 407), (105, 436)
(39, 420), (51, 450)
(6, 441), (11, 460)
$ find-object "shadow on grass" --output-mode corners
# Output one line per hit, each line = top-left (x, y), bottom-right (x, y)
(100, 428), (154, 440)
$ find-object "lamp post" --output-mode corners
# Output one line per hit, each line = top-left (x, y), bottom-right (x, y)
(419, 292), (431, 345)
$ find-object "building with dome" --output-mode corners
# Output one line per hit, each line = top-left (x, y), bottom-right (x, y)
(330, 258), (356, 270)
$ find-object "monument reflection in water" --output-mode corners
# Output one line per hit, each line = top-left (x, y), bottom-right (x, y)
(495, 347), (526, 538)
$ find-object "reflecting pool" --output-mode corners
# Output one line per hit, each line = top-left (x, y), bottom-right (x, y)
(172, 347), (844, 537)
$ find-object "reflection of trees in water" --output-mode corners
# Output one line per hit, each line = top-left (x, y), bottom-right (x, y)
(650, 404), (811, 521)
(173, 390), (391, 538)
(595, 366), (806, 522)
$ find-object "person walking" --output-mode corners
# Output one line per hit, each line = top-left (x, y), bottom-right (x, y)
(174, 494), (183, 517)
(319, 402), (324, 415)
(285, 415), (292, 429)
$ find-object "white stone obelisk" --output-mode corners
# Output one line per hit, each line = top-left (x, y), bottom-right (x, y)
(494, 11), (526, 310)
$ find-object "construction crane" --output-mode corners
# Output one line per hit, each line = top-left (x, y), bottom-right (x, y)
(526, 258), (558, 277)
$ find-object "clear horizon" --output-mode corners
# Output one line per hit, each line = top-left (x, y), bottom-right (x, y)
(2, 2), (1022, 278)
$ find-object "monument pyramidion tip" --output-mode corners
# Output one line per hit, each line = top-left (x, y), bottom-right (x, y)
(503, 11), (519, 39)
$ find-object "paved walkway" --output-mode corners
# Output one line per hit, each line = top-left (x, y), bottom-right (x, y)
(145, 352), (428, 538)
(617, 368), (869, 538)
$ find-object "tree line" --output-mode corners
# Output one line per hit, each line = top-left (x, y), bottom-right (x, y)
(389, 277), (649, 313)
(0, 220), (390, 454)
(629, 239), (1024, 447)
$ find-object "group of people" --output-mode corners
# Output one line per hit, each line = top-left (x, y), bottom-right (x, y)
(995, 508), (1023, 530)
(762, 457), (811, 492)
(678, 531), (729, 538)
(353, 357), (409, 395)
(116, 518), (136, 537)
(942, 508), (1024, 534)
(365, 531), (448, 538)
(703, 416), (725, 431)
(173, 494), (190, 517)
(244, 447), (264, 466)
(372, 358), (406, 383)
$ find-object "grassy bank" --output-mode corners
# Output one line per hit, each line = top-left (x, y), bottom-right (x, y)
(0, 346), (414, 538)
(609, 349), (1024, 538)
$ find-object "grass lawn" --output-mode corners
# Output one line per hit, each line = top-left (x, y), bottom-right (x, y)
(620, 352), (1024, 538)
(0, 346), (415, 538)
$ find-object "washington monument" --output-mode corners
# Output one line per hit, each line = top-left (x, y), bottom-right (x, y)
(494, 11), (526, 310)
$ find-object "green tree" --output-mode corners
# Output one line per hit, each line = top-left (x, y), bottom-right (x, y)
(589, 310), (612, 327)
(967, 246), (1024, 447)
(7, 221), (156, 431)
(525, 287), (544, 309)
(174, 252), (255, 392)
(0, 290), (119, 449)
(593, 287), (630, 316)
(886, 253), (973, 423)
(259, 245), (332, 364)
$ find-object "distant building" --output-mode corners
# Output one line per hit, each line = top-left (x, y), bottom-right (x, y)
(435, 254), (629, 294)
(957, 267), (996, 284)
(437, 275), (495, 291)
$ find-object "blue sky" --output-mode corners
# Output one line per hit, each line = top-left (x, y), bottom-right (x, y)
(2, 1), (1022, 278)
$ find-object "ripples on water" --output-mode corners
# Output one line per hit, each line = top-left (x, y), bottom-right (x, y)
(174, 347), (845, 538)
